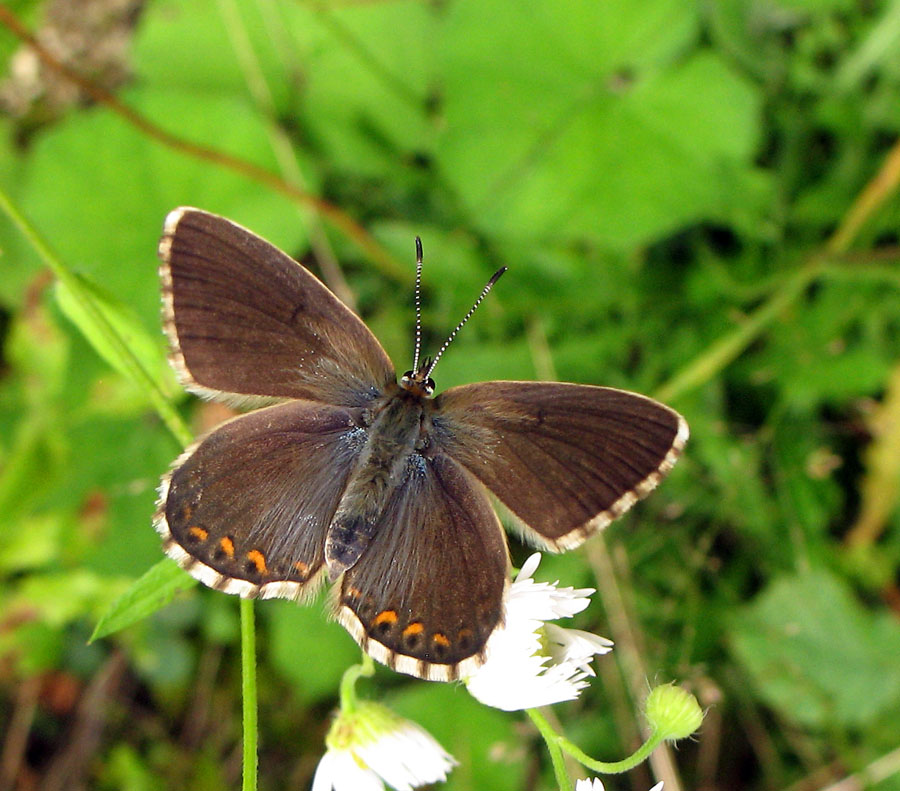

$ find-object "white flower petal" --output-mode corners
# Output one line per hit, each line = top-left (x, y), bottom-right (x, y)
(312, 749), (385, 791)
(516, 553), (543, 581)
(357, 720), (456, 791)
(466, 553), (612, 711)
(545, 624), (614, 675)
(317, 703), (455, 791)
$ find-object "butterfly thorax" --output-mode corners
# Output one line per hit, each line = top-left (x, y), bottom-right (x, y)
(324, 387), (429, 580)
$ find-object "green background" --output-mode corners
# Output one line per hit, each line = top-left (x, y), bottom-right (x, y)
(1, 0), (900, 789)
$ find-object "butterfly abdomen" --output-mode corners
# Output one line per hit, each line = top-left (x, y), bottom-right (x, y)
(325, 392), (424, 579)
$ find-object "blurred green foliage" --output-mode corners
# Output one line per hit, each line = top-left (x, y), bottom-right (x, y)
(1, 0), (900, 789)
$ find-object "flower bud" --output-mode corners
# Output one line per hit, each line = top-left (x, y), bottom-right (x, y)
(644, 684), (703, 741)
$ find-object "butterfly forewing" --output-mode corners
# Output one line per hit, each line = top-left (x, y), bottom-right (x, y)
(159, 208), (395, 406)
(337, 452), (509, 681)
(156, 400), (368, 600)
(432, 381), (688, 550)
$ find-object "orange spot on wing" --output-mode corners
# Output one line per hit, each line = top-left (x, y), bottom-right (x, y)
(403, 622), (424, 638)
(247, 550), (267, 574)
(432, 632), (450, 647)
(188, 526), (208, 541)
(219, 536), (235, 558)
(294, 561), (309, 574)
(374, 610), (398, 627)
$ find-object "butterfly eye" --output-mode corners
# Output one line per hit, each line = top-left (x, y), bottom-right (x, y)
(401, 371), (414, 386)
(424, 378), (435, 396)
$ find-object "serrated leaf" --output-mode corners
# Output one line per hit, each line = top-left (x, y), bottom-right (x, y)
(91, 559), (197, 642)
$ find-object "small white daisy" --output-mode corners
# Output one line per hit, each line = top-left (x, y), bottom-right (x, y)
(465, 553), (613, 711)
(312, 701), (456, 791)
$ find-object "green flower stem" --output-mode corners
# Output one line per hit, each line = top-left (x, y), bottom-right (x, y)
(241, 599), (258, 791)
(0, 186), (192, 448)
(529, 708), (666, 776)
(339, 654), (376, 714)
(527, 709), (571, 791)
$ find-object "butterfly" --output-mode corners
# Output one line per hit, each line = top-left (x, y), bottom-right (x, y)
(154, 208), (688, 681)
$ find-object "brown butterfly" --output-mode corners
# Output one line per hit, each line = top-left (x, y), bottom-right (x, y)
(154, 208), (688, 681)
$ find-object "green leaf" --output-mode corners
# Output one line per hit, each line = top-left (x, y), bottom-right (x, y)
(19, 87), (307, 332)
(283, 2), (437, 174)
(0, 186), (192, 446)
(91, 559), (197, 642)
(729, 568), (900, 728)
(0, 514), (61, 572)
(436, 0), (763, 247)
(55, 273), (175, 400)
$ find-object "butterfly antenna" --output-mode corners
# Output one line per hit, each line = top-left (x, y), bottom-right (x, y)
(412, 237), (424, 374)
(425, 266), (507, 379)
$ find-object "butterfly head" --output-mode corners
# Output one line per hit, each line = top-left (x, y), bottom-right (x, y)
(400, 364), (436, 398)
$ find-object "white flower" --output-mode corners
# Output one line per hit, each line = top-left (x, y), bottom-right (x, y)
(312, 702), (456, 791)
(465, 553), (613, 711)
(575, 780), (663, 791)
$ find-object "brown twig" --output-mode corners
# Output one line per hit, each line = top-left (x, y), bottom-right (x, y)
(0, 676), (40, 791)
(817, 746), (900, 791)
(0, 2), (405, 284)
(825, 137), (900, 257)
(40, 652), (127, 791)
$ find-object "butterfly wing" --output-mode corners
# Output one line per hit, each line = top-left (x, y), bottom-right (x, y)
(336, 452), (509, 681)
(431, 381), (688, 550)
(156, 400), (368, 599)
(159, 208), (396, 407)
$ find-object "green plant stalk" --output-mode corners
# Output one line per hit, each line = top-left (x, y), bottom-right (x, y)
(527, 709), (571, 790)
(654, 262), (820, 404)
(529, 708), (666, 776)
(339, 654), (376, 714)
(241, 599), (258, 791)
(655, 132), (900, 405)
(0, 186), (192, 447)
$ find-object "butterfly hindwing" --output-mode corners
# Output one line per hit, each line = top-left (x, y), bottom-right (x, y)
(432, 381), (688, 550)
(159, 208), (396, 406)
(156, 400), (369, 600)
(337, 451), (509, 681)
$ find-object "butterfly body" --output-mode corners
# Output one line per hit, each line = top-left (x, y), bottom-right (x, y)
(155, 207), (688, 680)
(326, 385), (427, 579)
